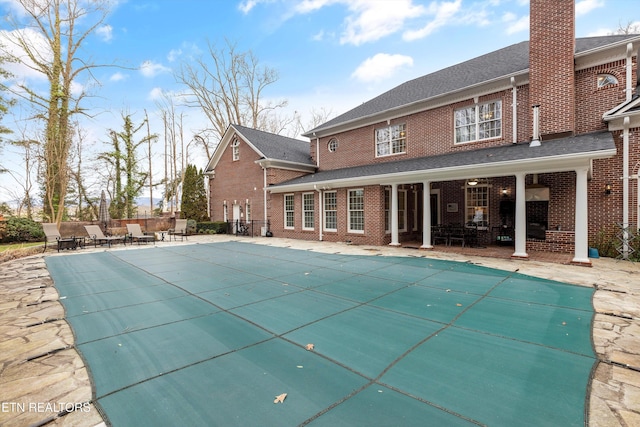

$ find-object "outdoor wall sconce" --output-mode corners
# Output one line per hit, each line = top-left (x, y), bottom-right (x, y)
(467, 178), (479, 186)
(501, 188), (508, 196)
(605, 183), (612, 195)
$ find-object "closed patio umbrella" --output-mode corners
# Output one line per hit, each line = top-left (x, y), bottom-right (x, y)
(98, 190), (110, 233)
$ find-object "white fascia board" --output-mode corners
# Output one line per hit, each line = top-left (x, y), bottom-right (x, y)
(255, 159), (316, 172)
(575, 37), (640, 71)
(605, 111), (640, 130)
(304, 72), (529, 139)
(268, 149), (616, 193)
(205, 125), (235, 172)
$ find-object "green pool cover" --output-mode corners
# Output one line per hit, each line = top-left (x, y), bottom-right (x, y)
(46, 241), (596, 426)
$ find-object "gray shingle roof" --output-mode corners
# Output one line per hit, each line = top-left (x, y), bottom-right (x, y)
(306, 35), (639, 135)
(271, 131), (615, 188)
(232, 124), (314, 165)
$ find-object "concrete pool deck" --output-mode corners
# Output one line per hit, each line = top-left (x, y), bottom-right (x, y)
(1, 235), (639, 426)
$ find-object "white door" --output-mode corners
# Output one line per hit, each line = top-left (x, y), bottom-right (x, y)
(233, 204), (241, 232)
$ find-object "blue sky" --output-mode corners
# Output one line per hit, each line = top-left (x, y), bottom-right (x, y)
(0, 0), (639, 206)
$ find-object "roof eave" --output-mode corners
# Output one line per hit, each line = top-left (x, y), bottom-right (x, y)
(268, 148), (616, 193)
(256, 158), (317, 172)
(303, 70), (530, 139)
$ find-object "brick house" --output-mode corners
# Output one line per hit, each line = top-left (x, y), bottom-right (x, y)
(206, 0), (640, 265)
(205, 124), (315, 232)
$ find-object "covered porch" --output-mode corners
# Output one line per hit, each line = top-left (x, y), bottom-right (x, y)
(271, 131), (617, 266)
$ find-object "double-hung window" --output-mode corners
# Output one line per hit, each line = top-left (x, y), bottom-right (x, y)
(376, 124), (406, 157)
(465, 184), (489, 229)
(383, 188), (407, 232)
(302, 193), (314, 230)
(324, 191), (337, 231)
(455, 100), (501, 143)
(348, 189), (364, 233)
(284, 194), (294, 229)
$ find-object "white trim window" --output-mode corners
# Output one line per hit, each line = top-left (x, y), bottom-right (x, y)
(223, 201), (228, 222)
(384, 189), (390, 233)
(384, 188), (407, 232)
(413, 189), (419, 231)
(398, 189), (407, 232)
(284, 194), (294, 229)
(597, 74), (618, 88)
(328, 138), (338, 152)
(231, 138), (240, 161)
(302, 193), (315, 230)
(324, 191), (337, 231)
(455, 100), (502, 143)
(376, 123), (406, 157)
(348, 189), (365, 233)
(245, 200), (251, 222)
(465, 184), (489, 229)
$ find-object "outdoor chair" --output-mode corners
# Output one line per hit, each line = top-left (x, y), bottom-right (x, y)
(168, 219), (189, 241)
(126, 224), (155, 245)
(84, 225), (126, 248)
(448, 226), (466, 247)
(42, 222), (82, 252)
(431, 225), (449, 245)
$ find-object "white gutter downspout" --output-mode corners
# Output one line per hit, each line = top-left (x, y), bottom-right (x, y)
(263, 167), (268, 227)
(622, 116), (630, 258)
(626, 43), (633, 102)
(312, 132), (319, 169)
(314, 185), (323, 241)
(511, 77), (518, 144)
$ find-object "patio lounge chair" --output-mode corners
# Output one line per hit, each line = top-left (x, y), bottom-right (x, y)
(84, 225), (126, 248)
(168, 219), (188, 241)
(126, 224), (155, 245)
(42, 222), (81, 252)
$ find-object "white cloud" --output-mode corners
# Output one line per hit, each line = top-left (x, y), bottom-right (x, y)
(96, 24), (113, 42)
(238, 0), (279, 14)
(139, 60), (171, 78)
(148, 87), (164, 100)
(109, 72), (127, 82)
(0, 28), (51, 82)
(351, 53), (413, 83)
(502, 12), (529, 35)
(575, 0), (604, 16)
(311, 29), (325, 41)
(340, 0), (426, 45)
(168, 48), (182, 62)
(402, 0), (462, 41)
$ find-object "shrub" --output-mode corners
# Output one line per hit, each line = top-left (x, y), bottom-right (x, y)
(196, 221), (228, 234)
(2, 217), (45, 243)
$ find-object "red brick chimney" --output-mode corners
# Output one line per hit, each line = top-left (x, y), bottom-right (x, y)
(529, 0), (576, 140)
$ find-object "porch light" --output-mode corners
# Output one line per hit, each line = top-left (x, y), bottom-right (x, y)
(467, 178), (479, 186)
(605, 183), (612, 195)
(502, 188), (508, 196)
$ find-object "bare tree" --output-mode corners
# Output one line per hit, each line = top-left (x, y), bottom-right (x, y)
(1, 0), (112, 225)
(176, 39), (287, 147)
(155, 93), (183, 215)
(612, 20), (640, 35)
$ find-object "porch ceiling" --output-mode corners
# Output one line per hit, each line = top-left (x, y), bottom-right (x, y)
(269, 131), (615, 193)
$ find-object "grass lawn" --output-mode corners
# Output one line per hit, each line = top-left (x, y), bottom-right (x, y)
(0, 241), (44, 263)
(0, 242), (43, 253)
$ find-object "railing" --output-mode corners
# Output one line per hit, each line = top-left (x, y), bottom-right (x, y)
(616, 223), (637, 260)
(228, 220), (271, 237)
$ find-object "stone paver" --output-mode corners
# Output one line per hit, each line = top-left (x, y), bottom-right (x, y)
(1, 235), (638, 426)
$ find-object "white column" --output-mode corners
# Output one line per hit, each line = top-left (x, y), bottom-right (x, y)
(421, 181), (433, 249)
(512, 173), (528, 258)
(573, 168), (590, 264)
(390, 183), (400, 246)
